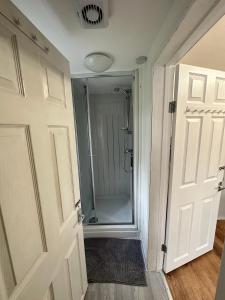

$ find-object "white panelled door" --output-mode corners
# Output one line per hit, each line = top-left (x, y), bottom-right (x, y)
(164, 64), (225, 272)
(0, 1), (87, 300)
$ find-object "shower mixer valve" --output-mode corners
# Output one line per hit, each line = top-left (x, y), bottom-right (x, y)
(124, 148), (133, 154)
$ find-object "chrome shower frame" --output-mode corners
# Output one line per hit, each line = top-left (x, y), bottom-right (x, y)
(72, 70), (140, 239)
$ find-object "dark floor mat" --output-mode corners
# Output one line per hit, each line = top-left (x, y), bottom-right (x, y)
(84, 238), (147, 286)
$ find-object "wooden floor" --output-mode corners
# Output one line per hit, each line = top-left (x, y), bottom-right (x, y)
(85, 272), (170, 300)
(166, 220), (225, 300)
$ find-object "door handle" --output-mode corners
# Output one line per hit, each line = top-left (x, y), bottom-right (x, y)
(77, 207), (85, 224)
(219, 166), (225, 171)
(75, 199), (81, 208)
(218, 181), (225, 191)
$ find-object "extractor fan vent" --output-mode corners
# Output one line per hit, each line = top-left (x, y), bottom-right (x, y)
(75, 0), (109, 29)
(82, 4), (103, 25)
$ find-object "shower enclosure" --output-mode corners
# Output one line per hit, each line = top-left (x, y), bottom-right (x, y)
(72, 75), (134, 225)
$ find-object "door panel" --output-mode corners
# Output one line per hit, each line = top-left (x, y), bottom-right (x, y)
(164, 64), (225, 272)
(53, 226), (86, 300)
(0, 208), (16, 297)
(53, 262), (73, 300)
(187, 73), (207, 103)
(41, 58), (66, 106)
(0, 126), (47, 284)
(197, 197), (213, 249)
(215, 77), (225, 102)
(0, 2), (87, 299)
(49, 126), (75, 224)
(207, 117), (224, 178)
(66, 237), (84, 300)
(182, 117), (202, 185)
(0, 24), (24, 96)
(176, 203), (193, 259)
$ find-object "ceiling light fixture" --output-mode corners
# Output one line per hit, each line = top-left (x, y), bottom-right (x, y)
(84, 52), (113, 72)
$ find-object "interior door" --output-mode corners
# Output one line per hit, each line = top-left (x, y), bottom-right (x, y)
(0, 2), (87, 300)
(164, 64), (225, 273)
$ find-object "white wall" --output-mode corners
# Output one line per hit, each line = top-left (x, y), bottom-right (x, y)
(181, 15), (225, 72)
(137, 0), (200, 270)
(139, 0), (188, 269)
(138, 62), (152, 265)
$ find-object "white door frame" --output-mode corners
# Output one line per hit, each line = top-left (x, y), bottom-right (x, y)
(149, 0), (225, 271)
(72, 70), (140, 239)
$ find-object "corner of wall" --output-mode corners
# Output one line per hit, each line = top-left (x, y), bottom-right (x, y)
(137, 61), (153, 270)
(218, 191), (225, 220)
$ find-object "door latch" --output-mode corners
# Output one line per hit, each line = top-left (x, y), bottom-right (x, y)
(218, 181), (225, 192)
(218, 166), (225, 191)
(77, 207), (85, 224)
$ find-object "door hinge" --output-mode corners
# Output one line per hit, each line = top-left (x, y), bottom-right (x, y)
(169, 101), (176, 113)
(161, 244), (167, 253)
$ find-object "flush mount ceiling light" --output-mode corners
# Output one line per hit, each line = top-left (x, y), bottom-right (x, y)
(84, 52), (113, 72)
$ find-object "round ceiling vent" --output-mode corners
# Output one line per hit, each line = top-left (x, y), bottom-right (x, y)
(82, 4), (103, 25)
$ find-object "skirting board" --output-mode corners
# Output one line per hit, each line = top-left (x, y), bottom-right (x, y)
(140, 237), (148, 270)
(160, 271), (173, 300)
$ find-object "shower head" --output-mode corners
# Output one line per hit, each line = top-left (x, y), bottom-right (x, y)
(113, 87), (121, 93)
(113, 87), (126, 95)
(113, 87), (131, 97)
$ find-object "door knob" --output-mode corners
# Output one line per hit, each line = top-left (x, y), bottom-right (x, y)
(219, 166), (225, 171)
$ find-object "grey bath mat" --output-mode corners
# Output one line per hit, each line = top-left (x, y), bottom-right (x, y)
(84, 238), (147, 286)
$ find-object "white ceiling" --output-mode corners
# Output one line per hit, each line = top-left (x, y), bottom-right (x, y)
(11, 0), (173, 75)
(87, 75), (132, 94)
(181, 15), (225, 71)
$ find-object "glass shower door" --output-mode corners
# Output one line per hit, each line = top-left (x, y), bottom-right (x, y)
(89, 90), (133, 224)
(72, 79), (95, 224)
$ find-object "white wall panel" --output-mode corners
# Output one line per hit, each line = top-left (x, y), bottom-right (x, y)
(89, 93), (131, 201)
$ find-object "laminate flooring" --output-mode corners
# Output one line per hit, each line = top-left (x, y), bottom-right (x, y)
(166, 220), (225, 300)
(85, 271), (170, 300)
